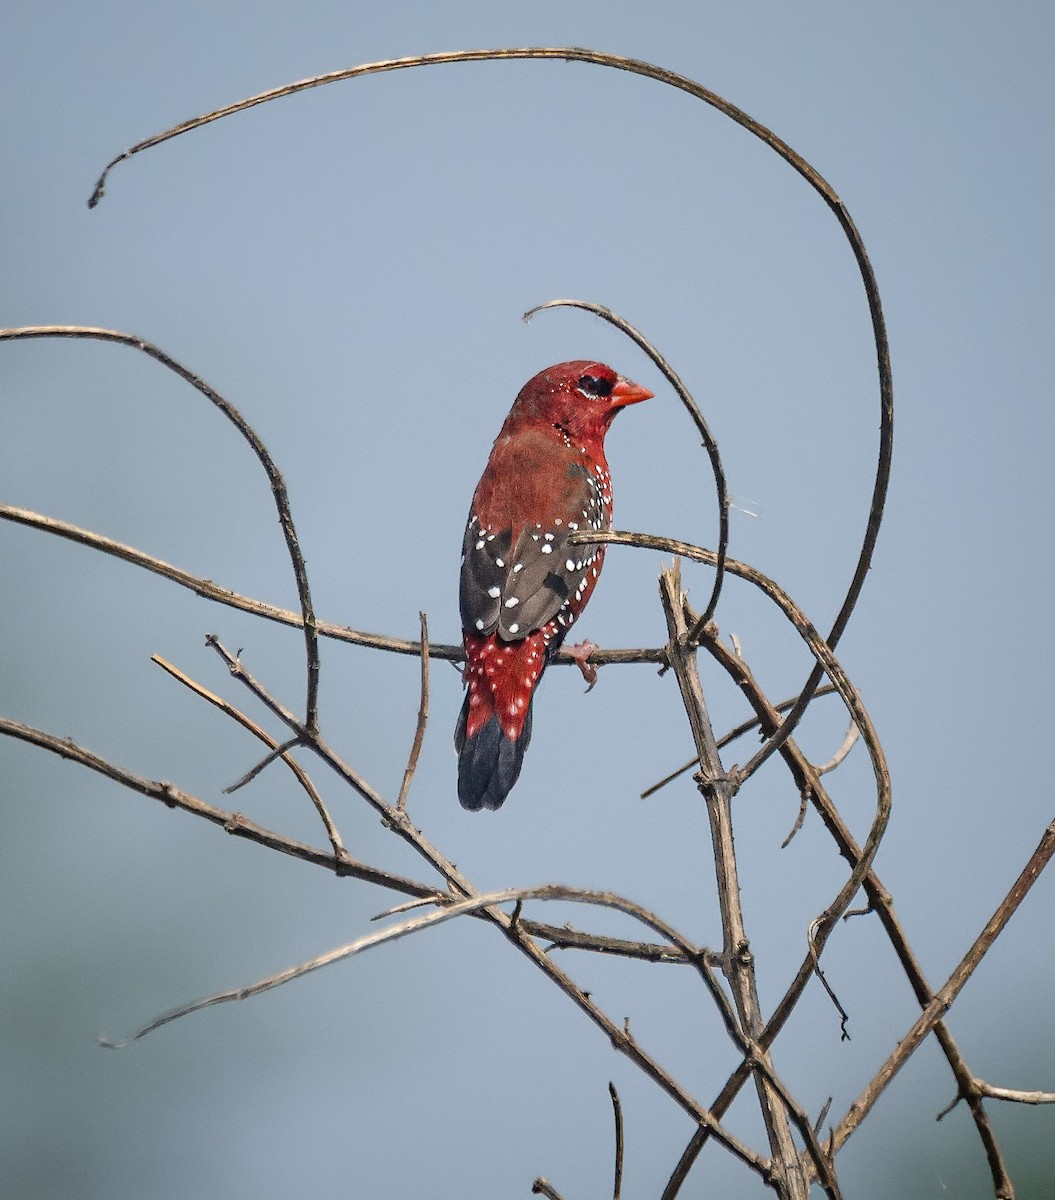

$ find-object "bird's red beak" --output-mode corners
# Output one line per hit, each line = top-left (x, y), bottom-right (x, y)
(611, 376), (653, 408)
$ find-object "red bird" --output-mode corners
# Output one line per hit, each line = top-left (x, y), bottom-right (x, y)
(455, 360), (652, 810)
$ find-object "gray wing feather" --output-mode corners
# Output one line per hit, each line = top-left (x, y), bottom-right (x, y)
(460, 515), (601, 641)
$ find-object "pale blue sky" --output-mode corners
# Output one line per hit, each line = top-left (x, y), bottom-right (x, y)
(2, 4), (1053, 1198)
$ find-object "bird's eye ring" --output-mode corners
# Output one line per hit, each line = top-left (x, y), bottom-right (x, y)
(577, 374), (614, 399)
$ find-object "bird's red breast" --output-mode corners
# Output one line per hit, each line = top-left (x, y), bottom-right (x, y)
(455, 361), (651, 810)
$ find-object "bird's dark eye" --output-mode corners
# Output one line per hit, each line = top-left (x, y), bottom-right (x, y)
(577, 373), (614, 398)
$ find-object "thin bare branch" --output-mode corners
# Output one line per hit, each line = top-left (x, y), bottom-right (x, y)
(0, 326), (321, 733)
(609, 1082), (624, 1200)
(826, 817), (1055, 1164)
(966, 1084), (1055, 1108)
(371, 895), (443, 920)
(0, 715), (416, 890)
(102, 888), (536, 1045)
(100, 887), (536, 1045)
(223, 736), (300, 793)
(4, 708), (701, 971)
(641, 684), (837, 799)
(150, 654), (342, 855)
(781, 790), (811, 850)
(806, 921), (851, 1038)
(397, 612), (430, 812)
(816, 721), (860, 776)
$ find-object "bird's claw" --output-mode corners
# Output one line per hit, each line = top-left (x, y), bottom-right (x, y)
(567, 640), (599, 691)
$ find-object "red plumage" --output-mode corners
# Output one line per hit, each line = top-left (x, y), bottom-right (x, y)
(455, 360), (651, 810)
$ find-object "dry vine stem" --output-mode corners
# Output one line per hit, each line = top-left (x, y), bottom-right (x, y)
(85, 46), (895, 768)
(3, 44), (1051, 1200)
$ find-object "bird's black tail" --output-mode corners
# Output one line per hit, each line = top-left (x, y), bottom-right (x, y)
(454, 697), (534, 811)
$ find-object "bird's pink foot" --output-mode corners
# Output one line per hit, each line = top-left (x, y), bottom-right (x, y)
(567, 640), (599, 690)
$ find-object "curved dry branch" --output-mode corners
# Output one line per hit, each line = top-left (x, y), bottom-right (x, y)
(609, 1082), (624, 1200)
(85, 45), (894, 775)
(815, 721), (859, 776)
(396, 611), (430, 812)
(584, 530), (890, 1196)
(108, 881), (712, 1043)
(525, 300), (729, 629)
(101, 866), (839, 1195)
(574, 528), (891, 915)
(0, 326), (321, 734)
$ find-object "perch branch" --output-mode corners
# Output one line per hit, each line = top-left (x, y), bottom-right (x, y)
(0, 503), (664, 668)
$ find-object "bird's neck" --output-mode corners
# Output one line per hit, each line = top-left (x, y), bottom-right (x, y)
(502, 415), (608, 464)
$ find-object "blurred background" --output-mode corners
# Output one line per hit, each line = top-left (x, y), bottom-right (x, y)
(2, 4), (1053, 1197)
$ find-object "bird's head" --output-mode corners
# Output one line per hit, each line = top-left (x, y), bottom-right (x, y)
(506, 360), (652, 445)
